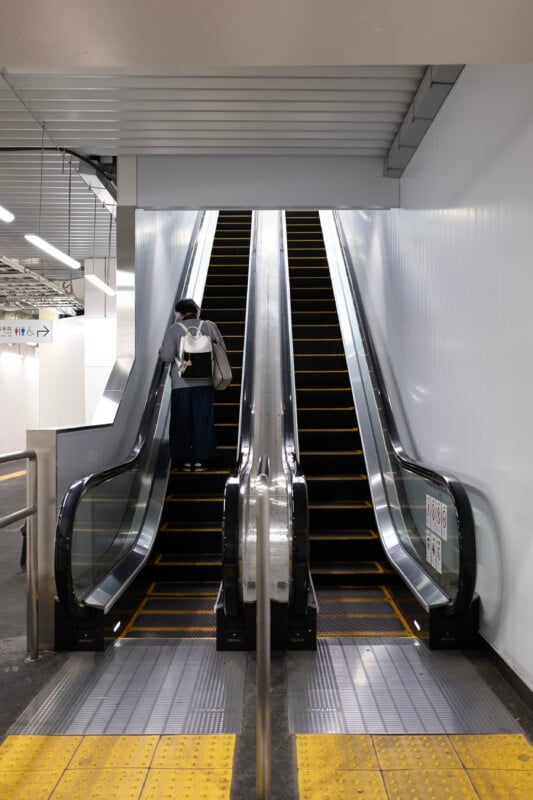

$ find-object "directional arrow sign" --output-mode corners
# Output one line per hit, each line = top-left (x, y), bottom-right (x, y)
(0, 319), (54, 344)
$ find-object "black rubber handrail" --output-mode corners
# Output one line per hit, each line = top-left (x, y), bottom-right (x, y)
(334, 213), (476, 617)
(55, 212), (205, 617)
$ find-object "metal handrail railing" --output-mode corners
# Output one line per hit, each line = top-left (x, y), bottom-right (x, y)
(0, 450), (38, 660)
(256, 455), (271, 800)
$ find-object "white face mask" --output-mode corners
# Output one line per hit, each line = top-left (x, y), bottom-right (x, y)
(176, 312), (183, 321)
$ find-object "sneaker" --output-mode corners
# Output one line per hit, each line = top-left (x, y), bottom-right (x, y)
(194, 462), (208, 472)
(182, 462), (193, 472)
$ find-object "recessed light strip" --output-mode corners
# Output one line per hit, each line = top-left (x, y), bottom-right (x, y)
(24, 234), (81, 269)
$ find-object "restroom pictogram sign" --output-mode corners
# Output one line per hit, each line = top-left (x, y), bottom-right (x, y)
(0, 319), (54, 343)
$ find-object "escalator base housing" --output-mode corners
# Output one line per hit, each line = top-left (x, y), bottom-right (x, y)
(216, 587), (317, 651)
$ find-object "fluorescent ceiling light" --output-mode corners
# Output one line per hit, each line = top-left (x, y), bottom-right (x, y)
(0, 205), (15, 223)
(24, 234), (81, 269)
(86, 273), (116, 297)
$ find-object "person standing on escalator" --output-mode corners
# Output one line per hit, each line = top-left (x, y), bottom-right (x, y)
(159, 298), (226, 472)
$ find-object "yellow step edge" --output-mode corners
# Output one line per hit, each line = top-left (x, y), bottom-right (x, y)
(0, 469), (26, 482)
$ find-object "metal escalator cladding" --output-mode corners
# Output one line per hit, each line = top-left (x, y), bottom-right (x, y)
(285, 210), (412, 638)
(123, 211), (252, 640)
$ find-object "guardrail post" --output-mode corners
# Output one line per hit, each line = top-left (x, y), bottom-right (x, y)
(27, 454), (39, 660)
(256, 456), (271, 800)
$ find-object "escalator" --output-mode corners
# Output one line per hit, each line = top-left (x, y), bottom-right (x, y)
(285, 210), (412, 638)
(120, 211), (252, 640)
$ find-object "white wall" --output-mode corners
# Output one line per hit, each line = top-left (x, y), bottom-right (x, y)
(137, 156), (398, 210)
(38, 317), (86, 428)
(338, 64), (533, 691)
(0, 349), (39, 453)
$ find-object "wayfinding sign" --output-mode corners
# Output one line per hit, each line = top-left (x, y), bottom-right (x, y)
(0, 319), (54, 344)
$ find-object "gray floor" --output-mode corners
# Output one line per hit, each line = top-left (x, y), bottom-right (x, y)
(288, 638), (524, 735)
(0, 469), (68, 742)
(9, 639), (247, 735)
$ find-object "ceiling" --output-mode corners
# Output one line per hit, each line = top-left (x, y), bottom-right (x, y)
(0, 65), (426, 311)
(0, 66), (425, 157)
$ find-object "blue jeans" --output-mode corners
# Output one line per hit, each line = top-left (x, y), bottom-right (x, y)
(170, 386), (217, 463)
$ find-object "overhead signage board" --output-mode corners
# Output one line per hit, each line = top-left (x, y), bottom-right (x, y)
(0, 319), (54, 344)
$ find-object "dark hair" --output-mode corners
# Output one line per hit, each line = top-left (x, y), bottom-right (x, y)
(175, 298), (200, 317)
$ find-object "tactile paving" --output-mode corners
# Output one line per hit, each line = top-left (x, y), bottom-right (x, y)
(450, 733), (533, 770)
(288, 640), (523, 734)
(69, 735), (159, 769)
(382, 768), (478, 800)
(152, 734), (235, 770)
(373, 734), (463, 770)
(0, 735), (82, 771)
(10, 642), (245, 735)
(140, 769), (232, 800)
(0, 769), (63, 800)
(468, 768), (533, 799)
(298, 769), (387, 800)
(296, 734), (378, 771)
(50, 767), (147, 800)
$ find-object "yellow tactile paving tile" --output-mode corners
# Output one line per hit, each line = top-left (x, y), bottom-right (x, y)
(0, 769), (63, 800)
(298, 768), (387, 800)
(69, 735), (159, 769)
(296, 734), (533, 800)
(50, 767), (148, 800)
(449, 733), (533, 770)
(140, 768), (232, 800)
(152, 734), (235, 770)
(468, 768), (533, 799)
(373, 734), (463, 770)
(0, 735), (82, 772)
(0, 734), (237, 800)
(382, 768), (478, 800)
(296, 734), (379, 771)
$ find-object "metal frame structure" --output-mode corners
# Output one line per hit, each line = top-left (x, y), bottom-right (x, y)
(0, 450), (39, 660)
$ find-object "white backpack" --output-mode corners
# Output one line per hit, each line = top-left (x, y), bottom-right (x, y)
(175, 321), (213, 379)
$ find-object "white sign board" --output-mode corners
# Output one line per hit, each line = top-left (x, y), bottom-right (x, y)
(0, 319), (53, 344)
(425, 493), (448, 541)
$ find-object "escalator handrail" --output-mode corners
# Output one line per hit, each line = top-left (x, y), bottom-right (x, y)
(333, 213), (476, 617)
(55, 211), (205, 617)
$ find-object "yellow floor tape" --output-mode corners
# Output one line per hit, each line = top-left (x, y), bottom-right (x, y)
(0, 735), (235, 800)
(296, 733), (533, 800)
(0, 470), (26, 482)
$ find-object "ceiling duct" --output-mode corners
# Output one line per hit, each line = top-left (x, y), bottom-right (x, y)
(384, 65), (464, 178)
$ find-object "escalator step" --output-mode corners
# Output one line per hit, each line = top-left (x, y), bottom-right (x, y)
(294, 354), (347, 371)
(299, 431), (361, 453)
(148, 582), (218, 597)
(300, 450), (366, 474)
(306, 475), (371, 502)
(295, 370), (351, 389)
(298, 408), (356, 427)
